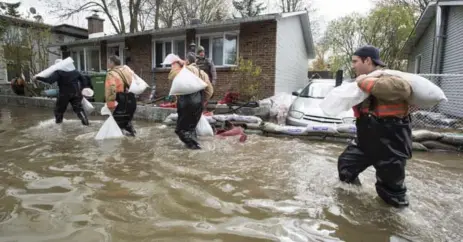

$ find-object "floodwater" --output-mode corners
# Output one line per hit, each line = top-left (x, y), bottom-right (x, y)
(0, 107), (462, 242)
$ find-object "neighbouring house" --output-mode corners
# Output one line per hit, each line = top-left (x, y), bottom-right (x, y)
(403, 0), (463, 117)
(0, 15), (88, 83)
(51, 11), (315, 100)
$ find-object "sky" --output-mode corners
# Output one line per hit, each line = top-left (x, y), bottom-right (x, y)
(10, 0), (373, 36)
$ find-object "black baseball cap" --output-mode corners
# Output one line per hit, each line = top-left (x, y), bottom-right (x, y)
(354, 45), (386, 67)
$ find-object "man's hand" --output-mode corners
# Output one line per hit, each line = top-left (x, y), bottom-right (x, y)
(355, 74), (368, 83)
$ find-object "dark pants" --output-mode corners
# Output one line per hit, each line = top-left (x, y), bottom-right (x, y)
(175, 91), (204, 149)
(338, 114), (413, 208)
(55, 93), (89, 125)
(113, 92), (137, 136)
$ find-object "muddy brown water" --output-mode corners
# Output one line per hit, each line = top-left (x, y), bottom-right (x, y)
(0, 107), (462, 242)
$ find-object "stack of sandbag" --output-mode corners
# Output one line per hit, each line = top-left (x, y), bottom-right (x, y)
(260, 122), (342, 136)
(320, 69), (448, 117)
(259, 93), (295, 124)
(164, 113), (216, 125)
(411, 130), (463, 151)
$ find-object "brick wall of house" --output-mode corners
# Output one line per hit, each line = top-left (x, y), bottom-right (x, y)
(150, 20), (277, 101)
(126, 35), (153, 99)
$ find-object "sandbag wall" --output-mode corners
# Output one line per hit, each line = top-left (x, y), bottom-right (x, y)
(163, 114), (463, 152)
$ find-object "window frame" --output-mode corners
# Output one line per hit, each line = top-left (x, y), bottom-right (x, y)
(107, 42), (125, 65)
(414, 54), (422, 74)
(69, 46), (101, 72)
(152, 36), (186, 69)
(196, 31), (239, 67)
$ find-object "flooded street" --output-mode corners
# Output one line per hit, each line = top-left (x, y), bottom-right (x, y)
(0, 107), (462, 242)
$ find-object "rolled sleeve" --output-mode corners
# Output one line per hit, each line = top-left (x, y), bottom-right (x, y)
(105, 76), (117, 110)
(357, 77), (377, 93)
(370, 75), (412, 102)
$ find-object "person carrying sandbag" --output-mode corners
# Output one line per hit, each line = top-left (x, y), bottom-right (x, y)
(105, 55), (137, 137)
(337, 45), (413, 208)
(32, 59), (90, 126)
(166, 54), (207, 149)
(185, 52), (214, 104)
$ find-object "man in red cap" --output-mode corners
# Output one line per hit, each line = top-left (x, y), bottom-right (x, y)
(337, 45), (413, 208)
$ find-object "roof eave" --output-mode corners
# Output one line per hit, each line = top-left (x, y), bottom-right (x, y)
(402, 0), (463, 55)
(51, 14), (281, 48)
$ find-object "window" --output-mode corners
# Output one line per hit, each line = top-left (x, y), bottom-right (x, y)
(415, 55), (422, 74)
(299, 82), (335, 99)
(107, 43), (125, 65)
(86, 49), (100, 72)
(70, 48), (101, 72)
(6, 62), (30, 82)
(153, 38), (186, 68)
(196, 32), (238, 66)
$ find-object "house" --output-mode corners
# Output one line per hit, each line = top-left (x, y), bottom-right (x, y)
(52, 11), (315, 100)
(402, 0), (463, 117)
(0, 15), (88, 83)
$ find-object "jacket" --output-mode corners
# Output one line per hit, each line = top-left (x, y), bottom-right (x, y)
(196, 57), (217, 85)
(36, 70), (87, 95)
(168, 64), (214, 100)
(105, 65), (133, 109)
(355, 74), (412, 118)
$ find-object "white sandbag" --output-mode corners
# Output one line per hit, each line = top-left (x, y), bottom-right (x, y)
(165, 113), (178, 122)
(129, 73), (149, 95)
(162, 54), (181, 65)
(213, 115), (234, 122)
(100, 103), (116, 116)
(231, 114), (262, 123)
(205, 115), (216, 124)
(196, 115), (214, 136)
(319, 82), (368, 117)
(82, 98), (95, 114)
(369, 69), (447, 108)
(259, 93), (295, 118)
(82, 88), (94, 97)
(261, 122), (280, 133)
(169, 67), (207, 96)
(306, 124), (338, 134)
(275, 125), (308, 135)
(336, 124), (357, 134)
(412, 129), (443, 142)
(95, 115), (124, 140)
(35, 57), (75, 78)
(165, 113), (216, 124)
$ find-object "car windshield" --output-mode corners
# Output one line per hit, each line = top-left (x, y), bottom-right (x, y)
(298, 82), (335, 98)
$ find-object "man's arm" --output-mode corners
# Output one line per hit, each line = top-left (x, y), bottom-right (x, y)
(209, 59), (217, 85)
(105, 74), (118, 110)
(357, 75), (412, 102)
(35, 71), (60, 84)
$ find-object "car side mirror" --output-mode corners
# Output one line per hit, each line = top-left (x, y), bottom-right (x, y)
(292, 91), (299, 96)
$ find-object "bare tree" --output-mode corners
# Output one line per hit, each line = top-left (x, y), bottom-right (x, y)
(177, 0), (229, 26)
(46, 0), (144, 33)
(157, 0), (179, 28)
(137, 0), (154, 31)
(374, 0), (429, 14)
(279, 0), (310, 13)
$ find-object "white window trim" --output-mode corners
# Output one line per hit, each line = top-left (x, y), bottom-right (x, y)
(414, 54), (422, 74)
(196, 31), (239, 67)
(152, 36), (186, 68)
(69, 47), (101, 72)
(107, 42), (125, 65)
